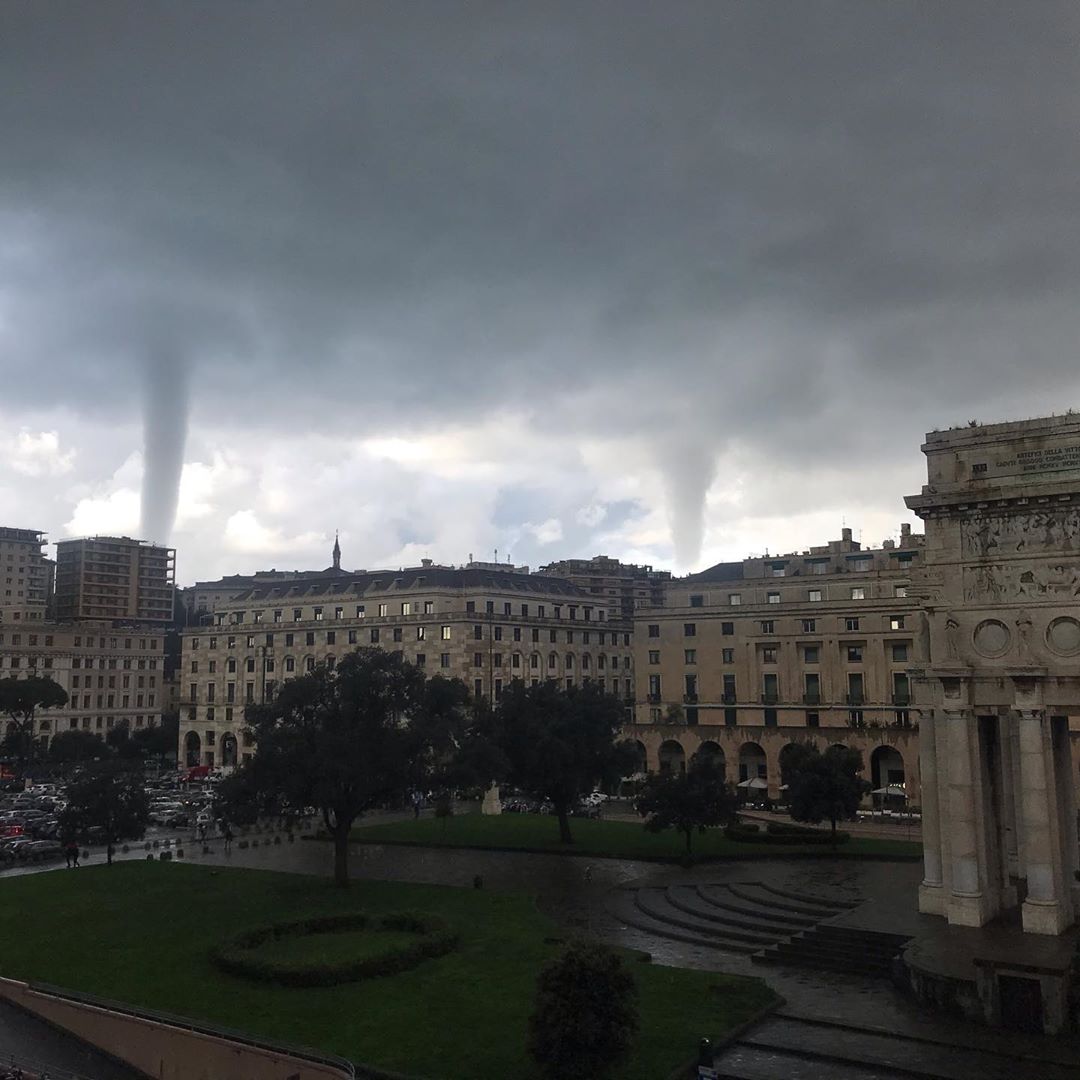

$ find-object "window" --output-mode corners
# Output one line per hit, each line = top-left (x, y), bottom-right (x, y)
(416, 626), (426, 641)
(486, 601), (494, 614)
(803, 646), (819, 663)
(722, 648), (734, 664)
(305, 631), (315, 646)
(764, 708), (778, 727)
(689, 594), (704, 608)
(801, 619), (816, 633)
(370, 628), (380, 643)
(425, 601), (435, 615)
(760, 620), (774, 634)
(493, 653), (503, 668)
(392, 628), (403, 642)
(890, 616), (905, 631)
(293, 609), (302, 622)
(466, 601), (475, 613)
(807, 711), (820, 728)
(684, 649), (696, 664)
(274, 610), (283, 623)
(474, 653), (483, 667)
(847, 646), (863, 663)
(334, 607), (343, 619)
(473, 625), (483, 640)
(356, 605), (365, 618)
(767, 592), (780, 604)
(284, 632), (294, 646)
(648, 624), (660, 638)
(810, 561), (828, 575)
(721, 622), (734, 636)
(892, 643), (908, 662)
(647, 674), (661, 698)
(401, 602), (411, 616)
(348, 630), (358, 644)
(378, 604), (388, 617)
(314, 607), (324, 621)
(728, 594), (741, 606)
(440, 653), (451, 669)
(724, 707), (737, 727)
(441, 626), (451, 640)
(683, 623), (696, 637)
(894, 585), (908, 598)
(564, 630), (573, 644)
(851, 587), (866, 601)
(762, 646), (778, 664)
(326, 630), (336, 645)
(808, 589), (822, 603)
(493, 626), (503, 641)
(845, 617), (860, 632)
(648, 650), (660, 664)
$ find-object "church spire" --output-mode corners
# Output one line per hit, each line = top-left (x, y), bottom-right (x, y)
(332, 531), (341, 571)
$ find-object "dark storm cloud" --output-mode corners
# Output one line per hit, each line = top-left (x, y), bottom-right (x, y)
(3, 2), (1080, 560)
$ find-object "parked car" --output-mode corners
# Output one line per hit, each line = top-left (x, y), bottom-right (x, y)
(20, 840), (63, 862)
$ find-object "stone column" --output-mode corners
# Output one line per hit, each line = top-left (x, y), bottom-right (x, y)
(917, 712), (944, 915)
(945, 709), (991, 926)
(1017, 710), (1070, 935)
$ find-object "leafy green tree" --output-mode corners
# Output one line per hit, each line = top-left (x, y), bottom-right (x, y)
(635, 750), (737, 858)
(786, 743), (869, 844)
(59, 761), (150, 864)
(528, 941), (639, 1080)
(48, 729), (109, 766)
(778, 740), (818, 788)
(0, 676), (67, 773)
(239, 649), (470, 886)
(480, 681), (637, 845)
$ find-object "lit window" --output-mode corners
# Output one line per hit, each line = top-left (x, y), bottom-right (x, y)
(767, 592), (781, 604)
(851, 587), (866, 601)
(729, 594), (741, 606)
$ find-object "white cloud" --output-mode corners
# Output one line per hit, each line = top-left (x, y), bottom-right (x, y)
(222, 510), (323, 556)
(575, 503), (607, 527)
(524, 518), (563, 545)
(7, 430), (75, 477)
(65, 488), (140, 537)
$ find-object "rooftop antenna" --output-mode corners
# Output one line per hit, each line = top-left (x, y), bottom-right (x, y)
(494, 548), (498, 563)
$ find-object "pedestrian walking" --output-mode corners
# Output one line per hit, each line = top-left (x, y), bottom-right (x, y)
(223, 824), (233, 853)
(412, 790), (423, 819)
(64, 839), (79, 869)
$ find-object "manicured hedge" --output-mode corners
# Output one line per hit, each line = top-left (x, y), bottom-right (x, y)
(211, 911), (457, 987)
(724, 823), (849, 846)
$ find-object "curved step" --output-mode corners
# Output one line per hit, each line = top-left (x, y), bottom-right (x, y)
(666, 886), (797, 937)
(727, 882), (839, 919)
(755, 881), (860, 910)
(635, 889), (779, 947)
(694, 885), (817, 928)
(605, 894), (757, 954)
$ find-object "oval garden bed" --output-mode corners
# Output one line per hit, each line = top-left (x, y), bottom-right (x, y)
(211, 911), (457, 987)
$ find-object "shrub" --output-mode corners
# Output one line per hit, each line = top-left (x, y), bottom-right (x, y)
(160, 851), (172, 861)
(724, 823), (849, 846)
(210, 911), (457, 987)
(528, 941), (638, 1080)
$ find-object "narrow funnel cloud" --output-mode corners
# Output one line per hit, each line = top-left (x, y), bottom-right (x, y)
(657, 438), (718, 572)
(139, 351), (190, 544)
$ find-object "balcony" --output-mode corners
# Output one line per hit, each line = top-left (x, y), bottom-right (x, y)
(683, 693), (698, 704)
(802, 692), (821, 705)
(891, 693), (911, 706)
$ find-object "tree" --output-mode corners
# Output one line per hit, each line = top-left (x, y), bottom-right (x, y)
(239, 648), (469, 887)
(786, 743), (869, 844)
(636, 751), (737, 858)
(59, 761), (149, 864)
(528, 941), (639, 1080)
(0, 676), (67, 774)
(49, 729), (110, 767)
(778, 740), (818, 789)
(480, 681), (637, 845)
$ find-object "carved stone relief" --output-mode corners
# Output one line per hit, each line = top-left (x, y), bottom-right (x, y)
(963, 560), (1080, 603)
(961, 508), (1080, 559)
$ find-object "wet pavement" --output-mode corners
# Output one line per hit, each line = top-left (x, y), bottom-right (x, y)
(3, 820), (1078, 1078)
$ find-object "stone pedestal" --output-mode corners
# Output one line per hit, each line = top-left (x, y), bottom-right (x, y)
(481, 784), (502, 816)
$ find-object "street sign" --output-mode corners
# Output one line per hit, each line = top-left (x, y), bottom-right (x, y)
(697, 1068), (718, 1080)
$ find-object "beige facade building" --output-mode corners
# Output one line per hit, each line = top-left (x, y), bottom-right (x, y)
(537, 555), (671, 625)
(0, 623), (166, 747)
(627, 526), (925, 805)
(0, 528), (51, 624)
(907, 415), (1080, 935)
(179, 562), (634, 769)
(56, 536), (175, 625)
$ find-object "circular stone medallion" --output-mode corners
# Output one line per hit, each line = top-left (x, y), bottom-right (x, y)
(1045, 616), (1080, 656)
(972, 619), (1011, 658)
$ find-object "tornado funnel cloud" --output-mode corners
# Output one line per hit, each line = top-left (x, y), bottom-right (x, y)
(139, 352), (190, 544)
(658, 439), (718, 572)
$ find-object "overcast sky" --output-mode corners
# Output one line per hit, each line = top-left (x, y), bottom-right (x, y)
(3, 2), (1080, 585)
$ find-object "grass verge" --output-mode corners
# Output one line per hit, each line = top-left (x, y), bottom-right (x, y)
(346, 812), (923, 861)
(0, 862), (776, 1079)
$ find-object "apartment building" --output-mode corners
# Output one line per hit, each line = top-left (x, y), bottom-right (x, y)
(56, 536), (175, 625)
(179, 563), (635, 769)
(0, 528), (51, 623)
(629, 526), (924, 803)
(537, 555), (671, 625)
(0, 624), (166, 748)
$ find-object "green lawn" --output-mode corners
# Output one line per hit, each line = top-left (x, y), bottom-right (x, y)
(349, 812), (923, 861)
(0, 863), (776, 1079)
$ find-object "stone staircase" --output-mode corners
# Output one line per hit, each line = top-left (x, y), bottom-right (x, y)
(606, 880), (856, 955)
(752, 923), (912, 978)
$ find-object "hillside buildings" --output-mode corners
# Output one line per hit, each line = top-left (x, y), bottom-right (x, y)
(0, 527), (52, 623)
(537, 555), (671, 625)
